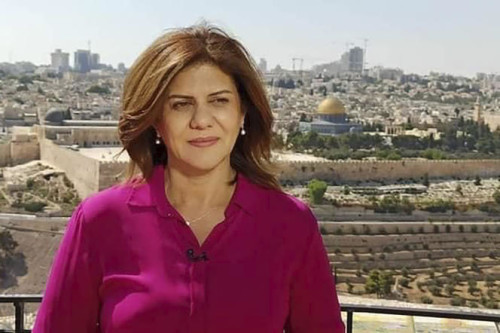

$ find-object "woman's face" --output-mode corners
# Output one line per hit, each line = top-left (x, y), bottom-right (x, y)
(156, 62), (245, 173)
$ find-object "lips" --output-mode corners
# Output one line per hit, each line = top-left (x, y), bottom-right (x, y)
(188, 137), (219, 147)
(188, 136), (219, 143)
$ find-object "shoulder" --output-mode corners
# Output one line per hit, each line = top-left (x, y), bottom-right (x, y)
(77, 181), (139, 225)
(266, 188), (319, 234)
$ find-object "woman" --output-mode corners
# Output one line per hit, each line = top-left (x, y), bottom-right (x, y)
(33, 23), (344, 332)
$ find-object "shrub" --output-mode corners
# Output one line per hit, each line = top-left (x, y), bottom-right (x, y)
(450, 296), (465, 306)
(23, 201), (47, 212)
(429, 285), (441, 296)
(333, 227), (343, 235)
(26, 178), (34, 189)
(308, 179), (328, 204)
(400, 277), (410, 288)
(421, 296), (433, 304)
(493, 190), (500, 204)
(485, 300), (498, 309)
(420, 199), (454, 213)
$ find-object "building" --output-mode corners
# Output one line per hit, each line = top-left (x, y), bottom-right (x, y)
(74, 50), (91, 73)
(340, 47), (364, 74)
(43, 108), (120, 147)
(474, 98), (500, 131)
(91, 53), (100, 70)
(299, 97), (363, 135)
(258, 58), (267, 73)
(50, 49), (70, 72)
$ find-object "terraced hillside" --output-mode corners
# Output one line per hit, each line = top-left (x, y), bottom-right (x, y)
(0, 218), (66, 317)
(322, 221), (500, 308)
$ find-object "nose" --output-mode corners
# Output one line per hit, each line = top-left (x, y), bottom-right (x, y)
(189, 103), (213, 129)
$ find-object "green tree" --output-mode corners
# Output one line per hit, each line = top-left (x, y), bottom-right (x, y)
(307, 179), (327, 204)
(493, 190), (500, 204)
(365, 270), (393, 298)
(0, 230), (27, 288)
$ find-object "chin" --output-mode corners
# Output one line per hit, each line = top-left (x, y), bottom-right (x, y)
(180, 155), (229, 173)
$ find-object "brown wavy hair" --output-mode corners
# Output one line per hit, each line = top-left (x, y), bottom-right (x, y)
(118, 23), (280, 190)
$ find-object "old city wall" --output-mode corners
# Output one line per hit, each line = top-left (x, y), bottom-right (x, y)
(0, 143), (11, 167)
(98, 161), (128, 191)
(10, 141), (40, 165)
(276, 159), (500, 183)
(40, 139), (100, 198)
(0, 141), (39, 167)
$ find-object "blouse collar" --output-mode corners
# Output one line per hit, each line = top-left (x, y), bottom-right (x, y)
(126, 164), (263, 218)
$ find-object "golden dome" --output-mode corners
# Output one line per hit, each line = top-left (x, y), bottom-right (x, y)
(317, 97), (346, 115)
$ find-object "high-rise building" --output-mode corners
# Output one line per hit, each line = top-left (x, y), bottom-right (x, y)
(258, 58), (267, 73)
(117, 63), (126, 72)
(91, 53), (100, 69)
(51, 49), (70, 72)
(74, 50), (91, 73)
(340, 47), (364, 74)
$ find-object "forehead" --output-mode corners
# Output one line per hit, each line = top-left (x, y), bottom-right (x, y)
(167, 63), (237, 95)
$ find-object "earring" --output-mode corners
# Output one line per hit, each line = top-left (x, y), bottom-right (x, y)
(155, 133), (161, 145)
(240, 126), (246, 136)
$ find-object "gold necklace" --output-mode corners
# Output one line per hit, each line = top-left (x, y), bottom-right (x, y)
(165, 180), (230, 226)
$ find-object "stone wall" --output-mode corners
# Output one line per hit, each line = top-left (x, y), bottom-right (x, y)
(98, 161), (128, 191)
(320, 221), (500, 272)
(10, 141), (40, 165)
(0, 143), (11, 167)
(39, 139), (100, 198)
(276, 159), (500, 183)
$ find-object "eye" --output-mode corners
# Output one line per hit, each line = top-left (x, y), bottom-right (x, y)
(172, 101), (191, 110)
(212, 98), (229, 105)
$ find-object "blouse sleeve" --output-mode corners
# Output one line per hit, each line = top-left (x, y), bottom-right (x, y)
(285, 209), (345, 333)
(33, 200), (101, 333)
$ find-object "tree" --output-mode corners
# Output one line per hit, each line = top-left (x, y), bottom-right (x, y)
(493, 190), (500, 204)
(422, 173), (430, 187)
(445, 284), (455, 296)
(365, 270), (393, 298)
(0, 230), (27, 288)
(307, 179), (327, 204)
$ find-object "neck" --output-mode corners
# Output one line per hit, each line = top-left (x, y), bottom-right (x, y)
(164, 161), (237, 210)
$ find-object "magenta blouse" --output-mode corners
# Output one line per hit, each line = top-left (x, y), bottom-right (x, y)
(33, 164), (344, 332)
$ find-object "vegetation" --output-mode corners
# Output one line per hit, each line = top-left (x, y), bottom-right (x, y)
(365, 270), (394, 298)
(371, 194), (414, 214)
(87, 85), (111, 95)
(286, 118), (500, 160)
(0, 230), (27, 288)
(307, 179), (327, 204)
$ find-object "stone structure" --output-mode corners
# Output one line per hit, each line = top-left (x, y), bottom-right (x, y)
(276, 159), (500, 183)
(0, 127), (40, 167)
(299, 97), (363, 136)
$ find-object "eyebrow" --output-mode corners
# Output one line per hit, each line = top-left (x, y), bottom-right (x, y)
(167, 90), (233, 99)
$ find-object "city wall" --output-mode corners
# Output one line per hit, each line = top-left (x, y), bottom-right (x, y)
(39, 139), (100, 198)
(10, 141), (40, 165)
(98, 161), (128, 191)
(0, 143), (10, 167)
(275, 159), (500, 183)
(0, 141), (39, 167)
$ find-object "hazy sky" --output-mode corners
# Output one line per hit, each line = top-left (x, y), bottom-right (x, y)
(1, 0), (499, 77)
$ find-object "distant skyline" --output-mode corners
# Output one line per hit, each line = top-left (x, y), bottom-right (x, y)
(1, 0), (499, 77)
